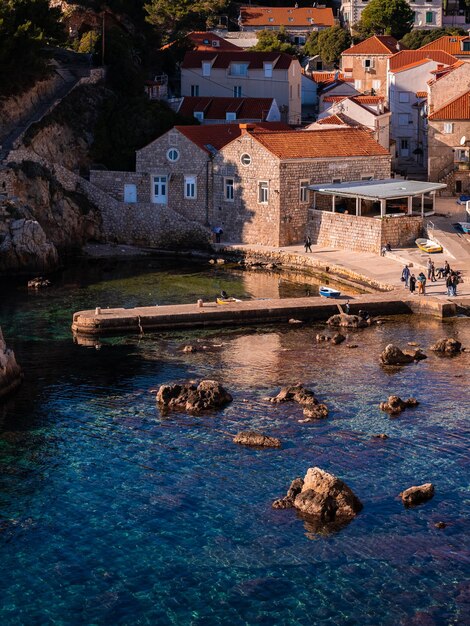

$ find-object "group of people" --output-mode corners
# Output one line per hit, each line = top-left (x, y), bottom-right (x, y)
(401, 259), (460, 297)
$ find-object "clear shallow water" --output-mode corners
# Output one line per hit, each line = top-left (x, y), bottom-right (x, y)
(0, 259), (469, 625)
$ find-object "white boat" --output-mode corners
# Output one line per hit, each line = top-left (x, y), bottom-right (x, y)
(319, 286), (341, 298)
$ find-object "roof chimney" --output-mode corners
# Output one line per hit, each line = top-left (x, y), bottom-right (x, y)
(239, 123), (255, 133)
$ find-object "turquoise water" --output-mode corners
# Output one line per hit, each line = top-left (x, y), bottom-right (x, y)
(0, 258), (469, 625)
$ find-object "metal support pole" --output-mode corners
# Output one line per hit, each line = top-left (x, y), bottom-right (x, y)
(380, 199), (386, 217)
(332, 195), (336, 213)
(407, 195), (413, 215)
(421, 193), (424, 217)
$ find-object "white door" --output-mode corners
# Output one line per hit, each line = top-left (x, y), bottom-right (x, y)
(400, 139), (409, 158)
(124, 184), (137, 203)
(152, 176), (167, 204)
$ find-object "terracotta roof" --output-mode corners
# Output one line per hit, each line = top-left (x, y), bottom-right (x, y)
(389, 49), (458, 72)
(173, 122), (291, 153)
(316, 114), (349, 126)
(179, 96), (275, 120)
(428, 90), (470, 121)
(342, 35), (400, 56)
(419, 35), (470, 56)
(182, 50), (294, 70)
(323, 95), (384, 104)
(310, 71), (345, 84)
(250, 127), (390, 159)
(239, 6), (334, 28)
(187, 32), (240, 51)
(416, 91), (427, 98)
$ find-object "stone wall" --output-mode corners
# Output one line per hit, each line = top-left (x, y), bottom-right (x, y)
(309, 210), (422, 254)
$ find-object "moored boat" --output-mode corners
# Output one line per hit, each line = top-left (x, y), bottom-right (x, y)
(319, 286), (341, 298)
(216, 297), (242, 305)
(415, 238), (443, 253)
(457, 222), (470, 234)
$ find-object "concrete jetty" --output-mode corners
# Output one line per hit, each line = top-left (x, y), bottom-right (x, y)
(72, 294), (459, 338)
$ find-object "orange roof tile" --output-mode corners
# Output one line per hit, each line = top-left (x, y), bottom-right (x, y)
(310, 71), (345, 84)
(342, 35), (401, 56)
(389, 49), (458, 71)
(188, 32), (240, 51)
(174, 122), (291, 152)
(428, 90), (470, 121)
(250, 127), (389, 159)
(416, 91), (427, 98)
(239, 6), (334, 28)
(316, 114), (349, 126)
(419, 35), (470, 56)
(182, 50), (294, 70)
(179, 96), (275, 121)
(323, 95), (384, 104)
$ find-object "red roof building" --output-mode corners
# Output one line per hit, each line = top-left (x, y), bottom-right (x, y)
(239, 6), (334, 31)
(178, 96), (281, 124)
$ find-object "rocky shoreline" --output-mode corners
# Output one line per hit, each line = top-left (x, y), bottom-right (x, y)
(0, 328), (22, 399)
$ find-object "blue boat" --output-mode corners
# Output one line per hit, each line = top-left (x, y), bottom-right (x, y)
(319, 286), (341, 298)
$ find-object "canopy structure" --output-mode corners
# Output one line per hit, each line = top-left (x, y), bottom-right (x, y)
(308, 179), (447, 217)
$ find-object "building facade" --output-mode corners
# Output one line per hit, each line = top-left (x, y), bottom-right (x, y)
(341, 0), (443, 31)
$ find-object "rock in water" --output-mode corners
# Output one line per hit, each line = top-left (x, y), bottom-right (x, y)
(233, 431), (281, 448)
(273, 468), (362, 528)
(379, 395), (419, 416)
(327, 313), (368, 328)
(155, 380), (232, 413)
(0, 327), (23, 399)
(400, 483), (435, 506)
(268, 384), (328, 421)
(331, 333), (346, 345)
(0, 219), (58, 274)
(380, 344), (415, 365)
(430, 338), (462, 354)
(27, 276), (51, 289)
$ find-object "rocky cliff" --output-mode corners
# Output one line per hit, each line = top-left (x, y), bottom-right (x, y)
(0, 328), (23, 399)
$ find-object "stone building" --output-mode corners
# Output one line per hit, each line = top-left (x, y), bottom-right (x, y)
(90, 123), (391, 247)
(180, 50), (302, 125)
(340, 0), (443, 32)
(341, 35), (400, 97)
(428, 90), (470, 193)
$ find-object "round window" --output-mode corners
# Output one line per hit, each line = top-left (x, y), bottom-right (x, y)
(167, 148), (180, 162)
(240, 153), (252, 166)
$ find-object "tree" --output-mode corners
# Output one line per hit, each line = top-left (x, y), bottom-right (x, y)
(317, 26), (351, 64)
(400, 26), (466, 50)
(251, 27), (297, 55)
(144, 0), (228, 43)
(356, 0), (414, 40)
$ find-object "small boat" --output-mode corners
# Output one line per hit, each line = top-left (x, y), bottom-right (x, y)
(457, 222), (470, 233)
(216, 297), (242, 305)
(319, 286), (341, 298)
(415, 238), (443, 253)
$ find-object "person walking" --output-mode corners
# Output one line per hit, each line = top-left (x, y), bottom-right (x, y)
(446, 272), (454, 296)
(444, 260), (450, 277)
(409, 274), (416, 294)
(451, 272), (458, 297)
(401, 264), (410, 288)
(417, 272), (427, 295)
(427, 258), (433, 280)
(304, 235), (312, 253)
(430, 261), (436, 282)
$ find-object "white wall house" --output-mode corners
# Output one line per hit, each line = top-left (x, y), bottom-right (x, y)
(341, 0), (442, 31)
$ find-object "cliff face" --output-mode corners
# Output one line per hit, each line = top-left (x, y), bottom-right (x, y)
(0, 160), (101, 275)
(0, 328), (22, 399)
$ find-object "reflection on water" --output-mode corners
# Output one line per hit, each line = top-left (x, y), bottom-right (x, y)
(0, 260), (469, 625)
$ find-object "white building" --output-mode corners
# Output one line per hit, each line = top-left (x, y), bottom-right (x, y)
(341, 0), (443, 31)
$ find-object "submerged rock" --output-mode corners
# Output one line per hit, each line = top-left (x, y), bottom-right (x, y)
(380, 344), (417, 365)
(155, 380), (232, 413)
(327, 313), (368, 329)
(273, 468), (362, 529)
(268, 384), (328, 421)
(400, 483), (435, 506)
(430, 338), (462, 354)
(372, 433), (389, 440)
(0, 328), (23, 399)
(233, 431), (281, 448)
(379, 395), (419, 416)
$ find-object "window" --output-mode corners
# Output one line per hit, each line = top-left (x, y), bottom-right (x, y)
(332, 178), (342, 184)
(264, 62), (273, 78)
(224, 177), (234, 201)
(354, 79), (362, 90)
(443, 122), (454, 134)
(202, 61), (211, 77)
(226, 112), (236, 121)
(455, 149), (469, 162)
(372, 80), (381, 90)
(234, 85), (242, 98)
(190, 85), (199, 97)
(361, 176), (373, 181)
(240, 153), (252, 166)
(398, 92), (410, 103)
(268, 17), (274, 22)
(258, 181), (269, 204)
(300, 181), (309, 203)
(230, 63), (248, 76)
(363, 58), (373, 68)
(167, 148), (180, 162)
(463, 41), (470, 52)
(399, 114), (410, 126)
(184, 175), (197, 199)
(290, 85), (293, 99)
(426, 11), (433, 24)
(194, 111), (204, 121)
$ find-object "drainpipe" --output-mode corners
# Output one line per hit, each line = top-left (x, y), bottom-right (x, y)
(205, 154), (214, 226)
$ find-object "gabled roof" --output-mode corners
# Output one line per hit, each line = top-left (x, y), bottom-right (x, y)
(427, 60), (466, 85)
(342, 35), (400, 56)
(172, 123), (291, 153)
(239, 6), (334, 28)
(428, 90), (470, 121)
(187, 31), (240, 51)
(310, 71), (345, 85)
(416, 91), (427, 98)
(249, 127), (390, 159)
(323, 95), (384, 105)
(182, 50), (294, 70)
(179, 96), (275, 121)
(316, 114), (349, 126)
(389, 49), (458, 72)
(419, 35), (470, 56)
